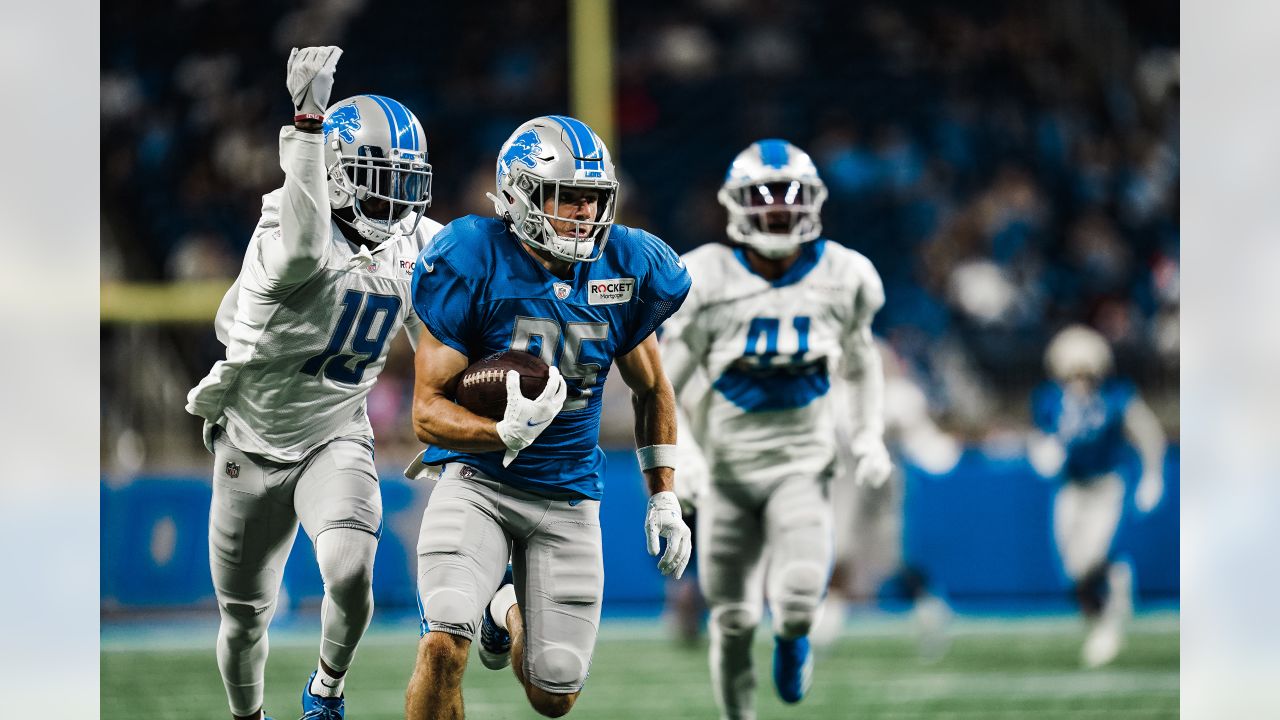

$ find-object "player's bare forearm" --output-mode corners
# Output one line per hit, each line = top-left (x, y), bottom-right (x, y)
(412, 392), (506, 451)
(618, 335), (679, 495)
(635, 386), (677, 495)
(412, 327), (506, 452)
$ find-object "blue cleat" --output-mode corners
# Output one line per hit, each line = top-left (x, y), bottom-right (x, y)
(300, 670), (344, 719)
(773, 635), (813, 704)
(479, 566), (514, 670)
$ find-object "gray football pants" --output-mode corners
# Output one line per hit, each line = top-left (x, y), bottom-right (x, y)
(416, 463), (604, 695)
(698, 474), (833, 720)
(1054, 472), (1126, 580)
(208, 431), (382, 716)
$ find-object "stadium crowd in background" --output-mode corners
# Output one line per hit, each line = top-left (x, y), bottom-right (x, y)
(100, 0), (1178, 468)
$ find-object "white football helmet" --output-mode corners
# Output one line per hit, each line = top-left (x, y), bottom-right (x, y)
(718, 139), (828, 259)
(489, 115), (619, 263)
(322, 94), (432, 244)
(1045, 324), (1114, 381)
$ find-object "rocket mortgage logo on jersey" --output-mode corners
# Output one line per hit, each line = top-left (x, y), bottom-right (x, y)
(588, 278), (635, 305)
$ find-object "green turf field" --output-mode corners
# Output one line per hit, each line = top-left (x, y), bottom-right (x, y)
(102, 613), (1178, 719)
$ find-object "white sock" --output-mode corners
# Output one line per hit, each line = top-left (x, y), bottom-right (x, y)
(489, 583), (517, 632)
(310, 662), (345, 698)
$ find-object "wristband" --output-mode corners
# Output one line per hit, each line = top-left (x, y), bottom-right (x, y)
(294, 112), (325, 123)
(636, 444), (678, 471)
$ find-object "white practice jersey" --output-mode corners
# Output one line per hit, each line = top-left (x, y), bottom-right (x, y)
(187, 127), (443, 462)
(662, 240), (884, 486)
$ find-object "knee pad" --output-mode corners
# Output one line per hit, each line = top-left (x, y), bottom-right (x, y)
(711, 604), (760, 637)
(421, 587), (476, 629)
(531, 644), (587, 693)
(774, 562), (825, 637)
(219, 600), (272, 644)
(316, 528), (377, 594)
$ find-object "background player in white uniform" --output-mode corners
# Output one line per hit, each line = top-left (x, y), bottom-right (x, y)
(661, 140), (893, 720)
(185, 47), (442, 720)
(1028, 324), (1167, 668)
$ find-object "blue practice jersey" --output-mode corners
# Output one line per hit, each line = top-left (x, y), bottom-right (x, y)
(1032, 378), (1135, 480)
(410, 215), (692, 499)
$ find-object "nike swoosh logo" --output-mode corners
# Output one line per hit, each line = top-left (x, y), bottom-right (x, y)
(423, 261), (434, 273)
(527, 418), (549, 427)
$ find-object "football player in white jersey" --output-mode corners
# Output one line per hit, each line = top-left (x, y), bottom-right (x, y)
(661, 139), (893, 719)
(185, 47), (443, 720)
(1028, 325), (1167, 668)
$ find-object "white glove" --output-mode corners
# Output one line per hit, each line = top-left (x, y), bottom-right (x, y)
(1135, 473), (1164, 513)
(494, 367), (567, 467)
(1027, 433), (1067, 478)
(286, 45), (343, 119)
(850, 436), (893, 488)
(645, 491), (692, 579)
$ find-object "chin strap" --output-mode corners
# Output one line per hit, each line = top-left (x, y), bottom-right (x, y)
(332, 211), (392, 247)
(486, 191), (505, 215)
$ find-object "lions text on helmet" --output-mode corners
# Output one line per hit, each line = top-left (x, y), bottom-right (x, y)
(719, 139), (828, 260)
(323, 95), (433, 246)
(489, 116), (619, 264)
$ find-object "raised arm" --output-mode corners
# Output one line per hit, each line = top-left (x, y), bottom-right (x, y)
(261, 46), (343, 285)
(616, 334), (692, 579)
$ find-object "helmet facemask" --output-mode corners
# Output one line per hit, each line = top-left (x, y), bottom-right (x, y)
(329, 145), (432, 245)
(719, 177), (827, 259)
(500, 166), (619, 263)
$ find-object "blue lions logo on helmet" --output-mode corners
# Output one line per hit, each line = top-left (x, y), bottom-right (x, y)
(498, 129), (545, 183)
(324, 103), (362, 144)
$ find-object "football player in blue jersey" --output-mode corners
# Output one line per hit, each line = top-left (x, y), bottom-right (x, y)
(402, 116), (695, 719)
(1028, 324), (1167, 668)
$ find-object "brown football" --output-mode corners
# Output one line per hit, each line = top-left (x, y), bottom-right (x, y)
(454, 350), (550, 421)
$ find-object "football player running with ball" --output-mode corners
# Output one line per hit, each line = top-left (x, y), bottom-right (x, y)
(403, 115), (693, 719)
(1028, 325), (1167, 668)
(660, 140), (893, 720)
(186, 47), (442, 720)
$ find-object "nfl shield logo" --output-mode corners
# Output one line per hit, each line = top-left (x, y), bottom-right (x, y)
(553, 283), (571, 300)
(225, 461), (240, 478)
